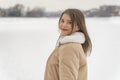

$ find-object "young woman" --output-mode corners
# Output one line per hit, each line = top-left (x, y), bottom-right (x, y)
(44, 8), (92, 80)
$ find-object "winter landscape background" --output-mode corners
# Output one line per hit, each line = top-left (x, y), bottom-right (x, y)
(0, 17), (120, 80)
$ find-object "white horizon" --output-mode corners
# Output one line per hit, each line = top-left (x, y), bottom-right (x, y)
(0, 0), (120, 11)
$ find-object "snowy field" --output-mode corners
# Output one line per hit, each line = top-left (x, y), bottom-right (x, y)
(0, 17), (120, 80)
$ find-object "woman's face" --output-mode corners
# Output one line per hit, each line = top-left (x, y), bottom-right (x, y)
(59, 13), (79, 36)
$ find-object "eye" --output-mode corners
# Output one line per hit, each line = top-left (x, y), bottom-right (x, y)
(60, 19), (64, 23)
(68, 21), (72, 24)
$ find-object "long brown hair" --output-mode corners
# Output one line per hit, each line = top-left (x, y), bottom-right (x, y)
(58, 8), (92, 55)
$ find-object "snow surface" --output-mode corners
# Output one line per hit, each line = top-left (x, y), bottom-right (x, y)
(0, 17), (120, 80)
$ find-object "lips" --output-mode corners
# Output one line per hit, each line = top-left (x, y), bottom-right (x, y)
(62, 29), (68, 31)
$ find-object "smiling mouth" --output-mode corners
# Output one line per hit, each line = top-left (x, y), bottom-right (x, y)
(62, 29), (68, 31)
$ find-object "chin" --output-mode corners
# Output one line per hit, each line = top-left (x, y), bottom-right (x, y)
(61, 33), (68, 36)
(61, 31), (70, 36)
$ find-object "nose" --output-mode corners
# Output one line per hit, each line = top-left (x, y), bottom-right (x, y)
(61, 22), (67, 28)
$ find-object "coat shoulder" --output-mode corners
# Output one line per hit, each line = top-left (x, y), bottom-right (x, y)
(58, 43), (84, 56)
(59, 42), (83, 50)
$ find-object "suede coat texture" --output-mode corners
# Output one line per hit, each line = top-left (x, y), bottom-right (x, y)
(44, 32), (87, 80)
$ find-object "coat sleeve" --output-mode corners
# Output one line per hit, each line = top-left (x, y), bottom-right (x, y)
(59, 45), (80, 80)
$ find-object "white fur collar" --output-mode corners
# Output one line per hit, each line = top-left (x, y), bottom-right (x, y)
(56, 32), (85, 47)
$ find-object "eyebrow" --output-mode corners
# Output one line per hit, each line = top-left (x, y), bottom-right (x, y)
(67, 20), (72, 22)
(61, 19), (72, 21)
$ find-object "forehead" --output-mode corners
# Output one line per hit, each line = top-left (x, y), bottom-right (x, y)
(61, 13), (71, 20)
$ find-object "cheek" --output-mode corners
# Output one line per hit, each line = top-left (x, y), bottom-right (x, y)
(68, 26), (72, 31)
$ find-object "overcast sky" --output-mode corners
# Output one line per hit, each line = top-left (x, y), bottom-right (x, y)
(0, 0), (120, 11)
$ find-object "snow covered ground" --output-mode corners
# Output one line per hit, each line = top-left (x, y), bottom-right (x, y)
(0, 17), (120, 80)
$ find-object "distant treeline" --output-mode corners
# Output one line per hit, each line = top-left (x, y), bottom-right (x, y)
(84, 5), (120, 17)
(0, 4), (61, 17)
(0, 4), (120, 17)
